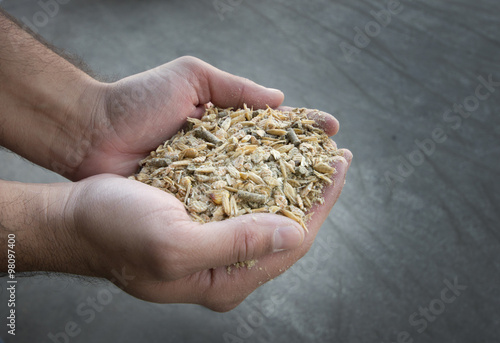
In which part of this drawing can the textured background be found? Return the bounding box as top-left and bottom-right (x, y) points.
(0, 0), (499, 342)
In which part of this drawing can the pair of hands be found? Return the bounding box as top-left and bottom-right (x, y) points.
(46, 57), (352, 311)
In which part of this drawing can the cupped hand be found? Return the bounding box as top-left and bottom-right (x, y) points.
(71, 56), (286, 181)
(65, 146), (350, 311)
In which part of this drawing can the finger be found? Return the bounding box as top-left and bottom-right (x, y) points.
(220, 151), (351, 291)
(173, 56), (284, 109)
(131, 152), (353, 309)
(203, 153), (351, 299)
(172, 151), (351, 285)
(342, 148), (353, 169)
(306, 149), (351, 234)
(277, 106), (340, 136)
(177, 213), (306, 275)
(201, 152), (352, 309)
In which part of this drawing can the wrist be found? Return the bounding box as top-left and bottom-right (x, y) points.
(0, 13), (108, 180)
(47, 77), (108, 180)
(57, 178), (111, 278)
(0, 181), (90, 275)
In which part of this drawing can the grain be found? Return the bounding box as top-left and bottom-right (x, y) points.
(286, 128), (301, 146)
(131, 106), (344, 230)
(237, 190), (267, 204)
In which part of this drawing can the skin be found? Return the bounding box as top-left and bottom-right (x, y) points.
(0, 10), (352, 311)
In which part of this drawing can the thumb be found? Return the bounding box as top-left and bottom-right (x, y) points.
(180, 214), (305, 273)
(174, 56), (284, 109)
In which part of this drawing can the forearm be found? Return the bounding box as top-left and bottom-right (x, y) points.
(0, 180), (87, 275)
(0, 10), (104, 178)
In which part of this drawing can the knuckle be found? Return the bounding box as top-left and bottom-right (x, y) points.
(176, 55), (204, 69)
(232, 226), (265, 261)
(235, 81), (248, 104)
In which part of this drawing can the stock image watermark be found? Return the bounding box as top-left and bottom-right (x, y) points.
(5, 0), (69, 53)
(47, 267), (135, 343)
(5, 234), (16, 336)
(385, 73), (500, 187)
(19, 0), (71, 33)
(384, 277), (467, 343)
(339, 0), (409, 63)
(222, 234), (335, 343)
(213, 0), (244, 21)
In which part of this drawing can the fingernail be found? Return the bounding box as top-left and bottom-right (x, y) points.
(273, 226), (304, 252)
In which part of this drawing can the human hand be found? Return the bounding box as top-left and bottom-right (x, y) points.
(62, 145), (350, 311)
(67, 56), (287, 181)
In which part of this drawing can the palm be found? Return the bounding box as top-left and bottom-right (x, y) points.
(74, 67), (204, 180)
(70, 175), (263, 306)
(72, 57), (286, 181)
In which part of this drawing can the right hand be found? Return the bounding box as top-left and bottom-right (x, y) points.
(59, 145), (350, 312)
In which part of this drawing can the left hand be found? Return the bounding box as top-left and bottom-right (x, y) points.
(66, 56), (290, 181)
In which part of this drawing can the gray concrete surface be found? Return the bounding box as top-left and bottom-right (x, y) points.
(1, 0), (499, 342)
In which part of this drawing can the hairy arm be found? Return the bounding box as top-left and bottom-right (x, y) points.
(0, 9), (351, 310)
(0, 10), (93, 276)
(0, 9), (104, 176)
(0, 180), (89, 275)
